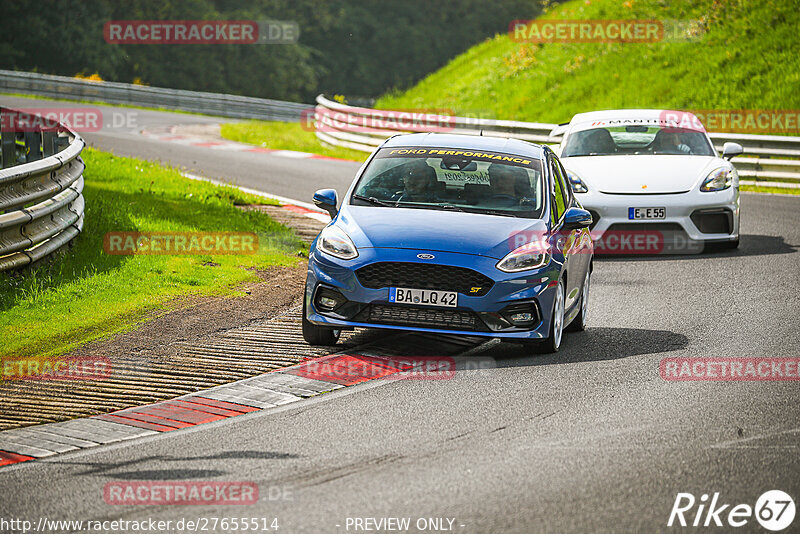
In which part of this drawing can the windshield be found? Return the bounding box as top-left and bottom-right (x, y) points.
(351, 146), (544, 218)
(562, 125), (715, 157)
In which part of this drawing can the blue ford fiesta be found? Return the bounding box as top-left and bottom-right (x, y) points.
(303, 133), (594, 353)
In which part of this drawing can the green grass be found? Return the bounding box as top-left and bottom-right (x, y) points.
(740, 184), (799, 195)
(0, 148), (306, 359)
(376, 0), (800, 131)
(220, 120), (369, 161)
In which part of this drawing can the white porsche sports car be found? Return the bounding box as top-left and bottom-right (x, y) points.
(555, 110), (743, 253)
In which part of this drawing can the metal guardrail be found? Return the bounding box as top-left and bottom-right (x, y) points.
(0, 109), (85, 271)
(0, 69), (308, 122)
(313, 95), (800, 183)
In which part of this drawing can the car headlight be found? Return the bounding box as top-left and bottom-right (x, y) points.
(317, 225), (358, 260)
(700, 167), (735, 192)
(566, 171), (588, 193)
(496, 242), (550, 272)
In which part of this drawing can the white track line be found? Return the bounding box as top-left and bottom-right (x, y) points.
(182, 171), (331, 223)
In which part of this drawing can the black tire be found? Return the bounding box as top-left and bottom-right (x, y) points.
(529, 278), (565, 354)
(566, 271), (590, 332)
(302, 299), (341, 346)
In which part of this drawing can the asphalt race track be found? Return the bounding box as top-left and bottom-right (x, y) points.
(0, 96), (362, 202)
(1, 97), (799, 533)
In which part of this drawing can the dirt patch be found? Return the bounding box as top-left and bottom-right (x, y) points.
(0, 205), (334, 430)
(74, 265), (306, 357)
(0, 264), (311, 430)
(171, 123), (223, 139)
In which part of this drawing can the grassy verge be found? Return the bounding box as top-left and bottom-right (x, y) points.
(376, 0), (800, 130)
(220, 120), (369, 162)
(740, 184), (799, 195)
(0, 148), (306, 359)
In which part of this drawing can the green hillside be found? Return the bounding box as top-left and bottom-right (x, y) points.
(376, 0), (800, 128)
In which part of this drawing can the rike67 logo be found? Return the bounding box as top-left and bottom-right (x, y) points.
(668, 490), (795, 531)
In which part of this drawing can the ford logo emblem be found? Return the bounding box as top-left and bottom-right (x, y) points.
(417, 253), (435, 260)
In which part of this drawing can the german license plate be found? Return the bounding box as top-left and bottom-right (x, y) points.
(628, 207), (666, 220)
(388, 287), (458, 308)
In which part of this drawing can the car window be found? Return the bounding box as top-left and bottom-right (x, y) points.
(351, 146), (545, 219)
(562, 125), (715, 157)
(550, 158), (568, 223)
(555, 158), (574, 206)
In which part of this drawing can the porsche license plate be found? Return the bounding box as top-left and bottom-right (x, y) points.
(628, 207), (666, 220)
(388, 287), (458, 308)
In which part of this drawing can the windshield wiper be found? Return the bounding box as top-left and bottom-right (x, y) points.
(352, 194), (395, 207)
(386, 201), (526, 218)
(393, 201), (439, 209)
(438, 204), (466, 212)
(394, 201), (467, 212)
(471, 209), (521, 218)
(450, 205), (525, 218)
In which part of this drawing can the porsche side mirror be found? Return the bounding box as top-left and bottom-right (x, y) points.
(722, 142), (743, 160)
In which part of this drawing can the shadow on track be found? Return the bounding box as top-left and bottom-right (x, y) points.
(595, 234), (797, 262)
(109, 468), (226, 480)
(62, 450), (300, 478)
(469, 326), (689, 367)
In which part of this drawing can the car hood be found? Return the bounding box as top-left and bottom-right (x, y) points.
(338, 206), (548, 260)
(562, 155), (723, 194)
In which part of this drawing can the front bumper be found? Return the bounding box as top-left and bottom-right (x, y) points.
(305, 247), (564, 340)
(578, 187), (739, 252)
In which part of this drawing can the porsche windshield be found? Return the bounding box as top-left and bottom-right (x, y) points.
(351, 147), (544, 218)
(562, 125), (715, 157)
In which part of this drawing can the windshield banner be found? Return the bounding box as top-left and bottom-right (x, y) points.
(376, 147), (536, 168)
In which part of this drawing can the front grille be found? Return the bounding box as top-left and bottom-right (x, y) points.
(356, 262), (494, 296)
(691, 209), (733, 234)
(359, 304), (482, 331)
(606, 222), (686, 233)
(603, 222), (697, 253)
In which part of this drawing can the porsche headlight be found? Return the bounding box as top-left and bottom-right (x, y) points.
(700, 167), (735, 192)
(317, 225), (358, 260)
(566, 171), (588, 193)
(496, 243), (550, 273)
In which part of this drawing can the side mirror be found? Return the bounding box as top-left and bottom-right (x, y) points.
(722, 142), (743, 160)
(563, 207), (593, 230)
(313, 188), (338, 218)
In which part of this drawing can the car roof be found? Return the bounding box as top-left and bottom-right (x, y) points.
(381, 132), (544, 159)
(567, 109), (706, 131)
